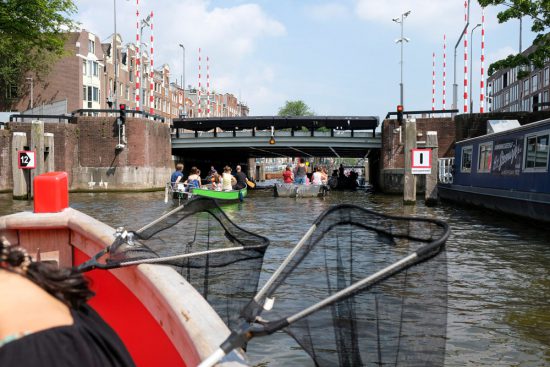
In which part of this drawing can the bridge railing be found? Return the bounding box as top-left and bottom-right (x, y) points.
(172, 129), (380, 139)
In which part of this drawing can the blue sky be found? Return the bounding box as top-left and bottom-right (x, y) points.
(74, 0), (536, 119)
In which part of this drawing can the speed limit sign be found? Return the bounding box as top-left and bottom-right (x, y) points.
(18, 150), (36, 169)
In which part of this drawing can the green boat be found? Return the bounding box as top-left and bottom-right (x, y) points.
(191, 187), (247, 202)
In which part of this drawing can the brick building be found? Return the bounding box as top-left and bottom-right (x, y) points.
(12, 30), (248, 121)
(487, 43), (550, 113)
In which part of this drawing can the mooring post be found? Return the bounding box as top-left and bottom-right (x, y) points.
(30, 120), (45, 197)
(44, 132), (55, 173)
(403, 118), (417, 204)
(247, 158), (256, 180)
(12, 132), (28, 199)
(425, 131), (438, 206)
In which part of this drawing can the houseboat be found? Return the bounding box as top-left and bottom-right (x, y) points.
(1, 172), (248, 367)
(438, 118), (550, 223)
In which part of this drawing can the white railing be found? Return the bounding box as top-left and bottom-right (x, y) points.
(438, 158), (454, 184)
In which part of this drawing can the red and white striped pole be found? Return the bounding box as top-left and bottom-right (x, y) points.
(207, 56), (210, 117)
(432, 52), (436, 111)
(135, 0), (140, 111)
(480, 8), (486, 113)
(443, 34), (447, 111)
(463, 0), (469, 113)
(149, 11), (154, 116)
(201, 47), (202, 117)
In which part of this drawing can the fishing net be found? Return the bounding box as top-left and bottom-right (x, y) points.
(77, 197), (270, 329)
(222, 204), (449, 367)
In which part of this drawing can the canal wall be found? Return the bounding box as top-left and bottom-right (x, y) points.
(0, 117), (172, 193)
(380, 117), (455, 194)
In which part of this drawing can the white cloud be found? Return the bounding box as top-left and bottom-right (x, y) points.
(486, 46), (517, 66)
(306, 3), (350, 21)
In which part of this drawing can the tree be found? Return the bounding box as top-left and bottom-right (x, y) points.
(0, 0), (77, 110)
(478, 0), (550, 79)
(278, 100), (315, 116)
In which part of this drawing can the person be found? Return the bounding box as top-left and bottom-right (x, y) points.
(207, 166), (217, 178)
(338, 163), (345, 178)
(282, 165), (294, 183)
(170, 163), (184, 189)
(183, 166), (201, 191)
(320, 166), (329, 184)
(311, 166), (323, 185)
(221, 166), (236, 191)
(0, 237), (135, 366)
(232, 165), (247, 190)
(294, 158), (307, 184)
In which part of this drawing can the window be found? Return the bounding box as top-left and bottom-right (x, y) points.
(523, 79), (529, 95)
(478, 142), (493, 173)
(531, 74), (538, 93)
(83, 60), (87, 76)
(93, 61), (99, 77)
(545, 67), (549, 86)
(88, 40), (95, 54)
(524, 132), (549, 171)
(461, 146), (473, 173)
(93, 87), (99, 102)
(87, 86), (92, 102)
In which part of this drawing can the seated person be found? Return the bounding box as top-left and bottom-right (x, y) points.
(170, 163), (184, 189)
(311, 166), (323, 185)
(183, 166), (201, 191)
(222, 166), (236, 191)
(0, 237), (135, 366)
(232, 165), (248, 190)
(282, 165), (294, 183)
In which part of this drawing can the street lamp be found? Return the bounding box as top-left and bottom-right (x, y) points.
(26, 77), (33, 109)
(139, 14), (151, 111)
(469, 23), (481, 113)
(393, 10), (411, 107)
(179, 43), (186, 117)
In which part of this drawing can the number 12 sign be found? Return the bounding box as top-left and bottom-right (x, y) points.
(18, 150), (36, 169)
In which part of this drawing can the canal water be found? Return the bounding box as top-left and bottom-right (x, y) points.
(0, 190), (548, 366)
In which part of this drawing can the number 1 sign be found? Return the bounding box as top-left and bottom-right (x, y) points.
(18, 150), (36, 169)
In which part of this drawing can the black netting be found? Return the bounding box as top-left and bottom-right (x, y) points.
(239, 204), (449, 367)
(79, 197), (270, 329)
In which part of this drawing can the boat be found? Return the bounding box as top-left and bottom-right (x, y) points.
(438, 117), (550, 223)
(274, 183), (329, 198)
(164, 182), (191, 205)
(192, 186), (247, 202)
(0, 172), (248, 366)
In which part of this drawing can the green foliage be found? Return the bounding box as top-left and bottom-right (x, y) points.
(0, 0), (77, 109)
(278, 100), (315, 116)
(479, 0), (550, 78)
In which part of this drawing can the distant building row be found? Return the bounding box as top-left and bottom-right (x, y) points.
(487, 43), (550, 113)
(11, 30), (249, 121)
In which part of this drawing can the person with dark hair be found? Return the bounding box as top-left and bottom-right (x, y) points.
(294, 158), (307, 185)
(282, 165), (294, 183)
(0, 237), (135, 366)
(232, 165), (248, 190)
(184, 166), (201, 191)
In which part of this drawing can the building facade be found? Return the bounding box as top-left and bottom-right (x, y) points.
(12, 30), (249, 121)
(487, 43), (550, 113)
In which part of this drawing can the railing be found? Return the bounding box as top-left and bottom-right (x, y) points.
(9, 114), (73, 123)
(172, 130), (380, 139)
(438, 158), (454, 184)
(72, 109), (165, 123)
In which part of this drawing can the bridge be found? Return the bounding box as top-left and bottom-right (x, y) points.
(171, 116), (381, 160)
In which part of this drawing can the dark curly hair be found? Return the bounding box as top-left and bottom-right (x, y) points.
(1, 240), (94, 309)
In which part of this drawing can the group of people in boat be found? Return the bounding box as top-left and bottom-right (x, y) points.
(170, 163), (249, 192)
(282, 158), (329, 185)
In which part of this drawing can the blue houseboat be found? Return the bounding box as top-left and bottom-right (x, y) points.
(438, 118), (550, 223)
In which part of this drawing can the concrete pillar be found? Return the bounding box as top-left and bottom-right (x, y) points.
(247, 158), (256, 180)
(12, 132), (28, 200)
(259, 163), (266, 181)
(403, 118), (417, 205)
(364, 159), (369, 182)
(425, 131), (438, 206)
(30, 121), (45, 197)
(44, 133), (55, 172)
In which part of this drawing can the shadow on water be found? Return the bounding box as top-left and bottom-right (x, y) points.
(1, 190), (549, 366)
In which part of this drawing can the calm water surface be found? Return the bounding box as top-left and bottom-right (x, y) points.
(1, 190), (548, 366)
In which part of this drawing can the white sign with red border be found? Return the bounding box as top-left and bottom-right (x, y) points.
(411, 148), (432, 175)
(18, 150), (36, 169)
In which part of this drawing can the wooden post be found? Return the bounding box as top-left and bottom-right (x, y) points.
(363, 158), (369, 182)
(12, 132), (28, 199)
(44, 133), (55, 172)
(403, 118), (417, 205)
(247, 158), (255, 180)
(425, 131), (438, 206)
(30, 120), (45, 197)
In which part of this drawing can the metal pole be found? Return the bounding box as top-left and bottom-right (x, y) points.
(519, 17), (522, 53)
(453, 1), (470, 110)
(179, 44), (186, 116)
(400, 14), (404, 106)
(113, 0), (118, 109)
(469, 24), (481, 113)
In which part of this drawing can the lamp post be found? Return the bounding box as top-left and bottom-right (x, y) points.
(179, 43), (186, 116)
(393, 10), (411, 107)
(113, 0), (118, 109)
(140, 14), (151, 111)
(469, 23), (481, 113)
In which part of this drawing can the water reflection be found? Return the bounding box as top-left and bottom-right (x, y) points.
(1, 191), (549, 366)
